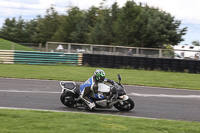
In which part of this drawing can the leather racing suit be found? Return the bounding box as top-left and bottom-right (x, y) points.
(80, 76), (113, 110)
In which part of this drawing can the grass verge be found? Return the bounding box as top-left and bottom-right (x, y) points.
(0, 64), (200, 90)
(0, 109), (200, 133)
(0, 38), (35, 51)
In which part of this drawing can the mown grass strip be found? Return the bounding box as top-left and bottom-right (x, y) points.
(0, 109), (200, 133)
(0, 64), (200, 90)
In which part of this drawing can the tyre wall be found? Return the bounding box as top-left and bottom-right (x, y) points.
(82, 53), (200, 74)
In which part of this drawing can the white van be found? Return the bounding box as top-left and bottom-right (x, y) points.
(173, 45), (200, 59)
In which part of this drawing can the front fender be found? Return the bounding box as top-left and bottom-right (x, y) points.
(119, 95), (129, 101)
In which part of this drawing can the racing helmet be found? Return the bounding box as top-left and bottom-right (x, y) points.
(94, 69), (105, 82)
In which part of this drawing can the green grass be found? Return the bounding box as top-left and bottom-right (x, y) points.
(0, 109), (200, 133)
(0, 38), (35, 51)
(0, 64), (200, 90)
(0, 64), (200, 132)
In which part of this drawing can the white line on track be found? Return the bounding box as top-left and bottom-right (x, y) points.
(0, 90), (60, 94)
(2, 77), (200, 93)
(129, 93), (200, 99)
(1, 89), (200, 99)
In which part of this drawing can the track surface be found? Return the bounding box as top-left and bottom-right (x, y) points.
(0, 78), (200, 121)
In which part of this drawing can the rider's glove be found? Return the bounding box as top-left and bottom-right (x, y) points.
(94, 93), (104, 99)
(107, 79), (114, 85)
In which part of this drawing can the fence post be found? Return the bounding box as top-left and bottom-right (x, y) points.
(159, 49), (162, 58)
(68, 44), (71, 53)
(90, 45), (93, 54)
(45, 42), (48, 52)
(113, 46), (116, 55)
(136, 48), (139, 56)
(39, 43), (42, 50)
(11, 43), (15, 50)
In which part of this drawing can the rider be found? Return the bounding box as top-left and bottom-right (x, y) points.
(80, 69), (114, 110)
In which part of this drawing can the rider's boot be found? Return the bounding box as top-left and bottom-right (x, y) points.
(80, 96), (96, 111)
(85, 102), (96, 111)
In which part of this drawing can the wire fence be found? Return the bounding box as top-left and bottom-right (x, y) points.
(46, 42), (199, 59)
(1, 42), (200, 60)
(45, 42), (174, 58)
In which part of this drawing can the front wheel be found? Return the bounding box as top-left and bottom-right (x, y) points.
(114, 98), (134, 111)
(60, 91), (76, 107)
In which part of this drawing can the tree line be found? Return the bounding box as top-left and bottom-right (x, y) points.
(0, 1), (187, 48)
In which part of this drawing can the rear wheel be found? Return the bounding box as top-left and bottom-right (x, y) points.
(60, 91), (76, 107)
(114, 98), (134, 111)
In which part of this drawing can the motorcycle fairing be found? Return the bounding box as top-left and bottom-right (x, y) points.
(98, 83), (110, 93)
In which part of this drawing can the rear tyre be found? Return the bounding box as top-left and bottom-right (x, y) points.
(114, 98), (134, 111)
(60, 91), (76, 107)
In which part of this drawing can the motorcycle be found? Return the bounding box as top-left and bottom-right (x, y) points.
(60, 74), (134, 111)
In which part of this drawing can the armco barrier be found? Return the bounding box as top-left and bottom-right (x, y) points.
(14, 51), (82, 65)
(82, 53), (200, 73)
(0, 50), (14, 64)
(0, 50), (82, 65)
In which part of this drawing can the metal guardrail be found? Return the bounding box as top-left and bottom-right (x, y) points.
(0, 50), (14, 64)
(0, 50), (83, 65)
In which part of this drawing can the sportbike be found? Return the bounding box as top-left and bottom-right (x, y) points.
(60, 74), (134, 111)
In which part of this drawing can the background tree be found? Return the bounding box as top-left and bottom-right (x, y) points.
(192, 40), (200, 46)
(32, 5), (60, 43)
(113, 1), (142, 46)
(52, 7), (84, 43)
(90, 8), (113, 45)
(0, 1), (187, 48)
(25, 18), (40, 43)
(0, 17), (27, 42)
(0, 18), (17, 41)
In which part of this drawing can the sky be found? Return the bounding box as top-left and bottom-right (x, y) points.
(0, 0), (200, 45)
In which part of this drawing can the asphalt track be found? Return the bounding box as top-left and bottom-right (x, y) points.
(0, 78), (200, 122)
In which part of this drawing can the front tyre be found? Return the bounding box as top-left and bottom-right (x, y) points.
(114, 98), (134, 111)
(60, 91), (75, 108)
